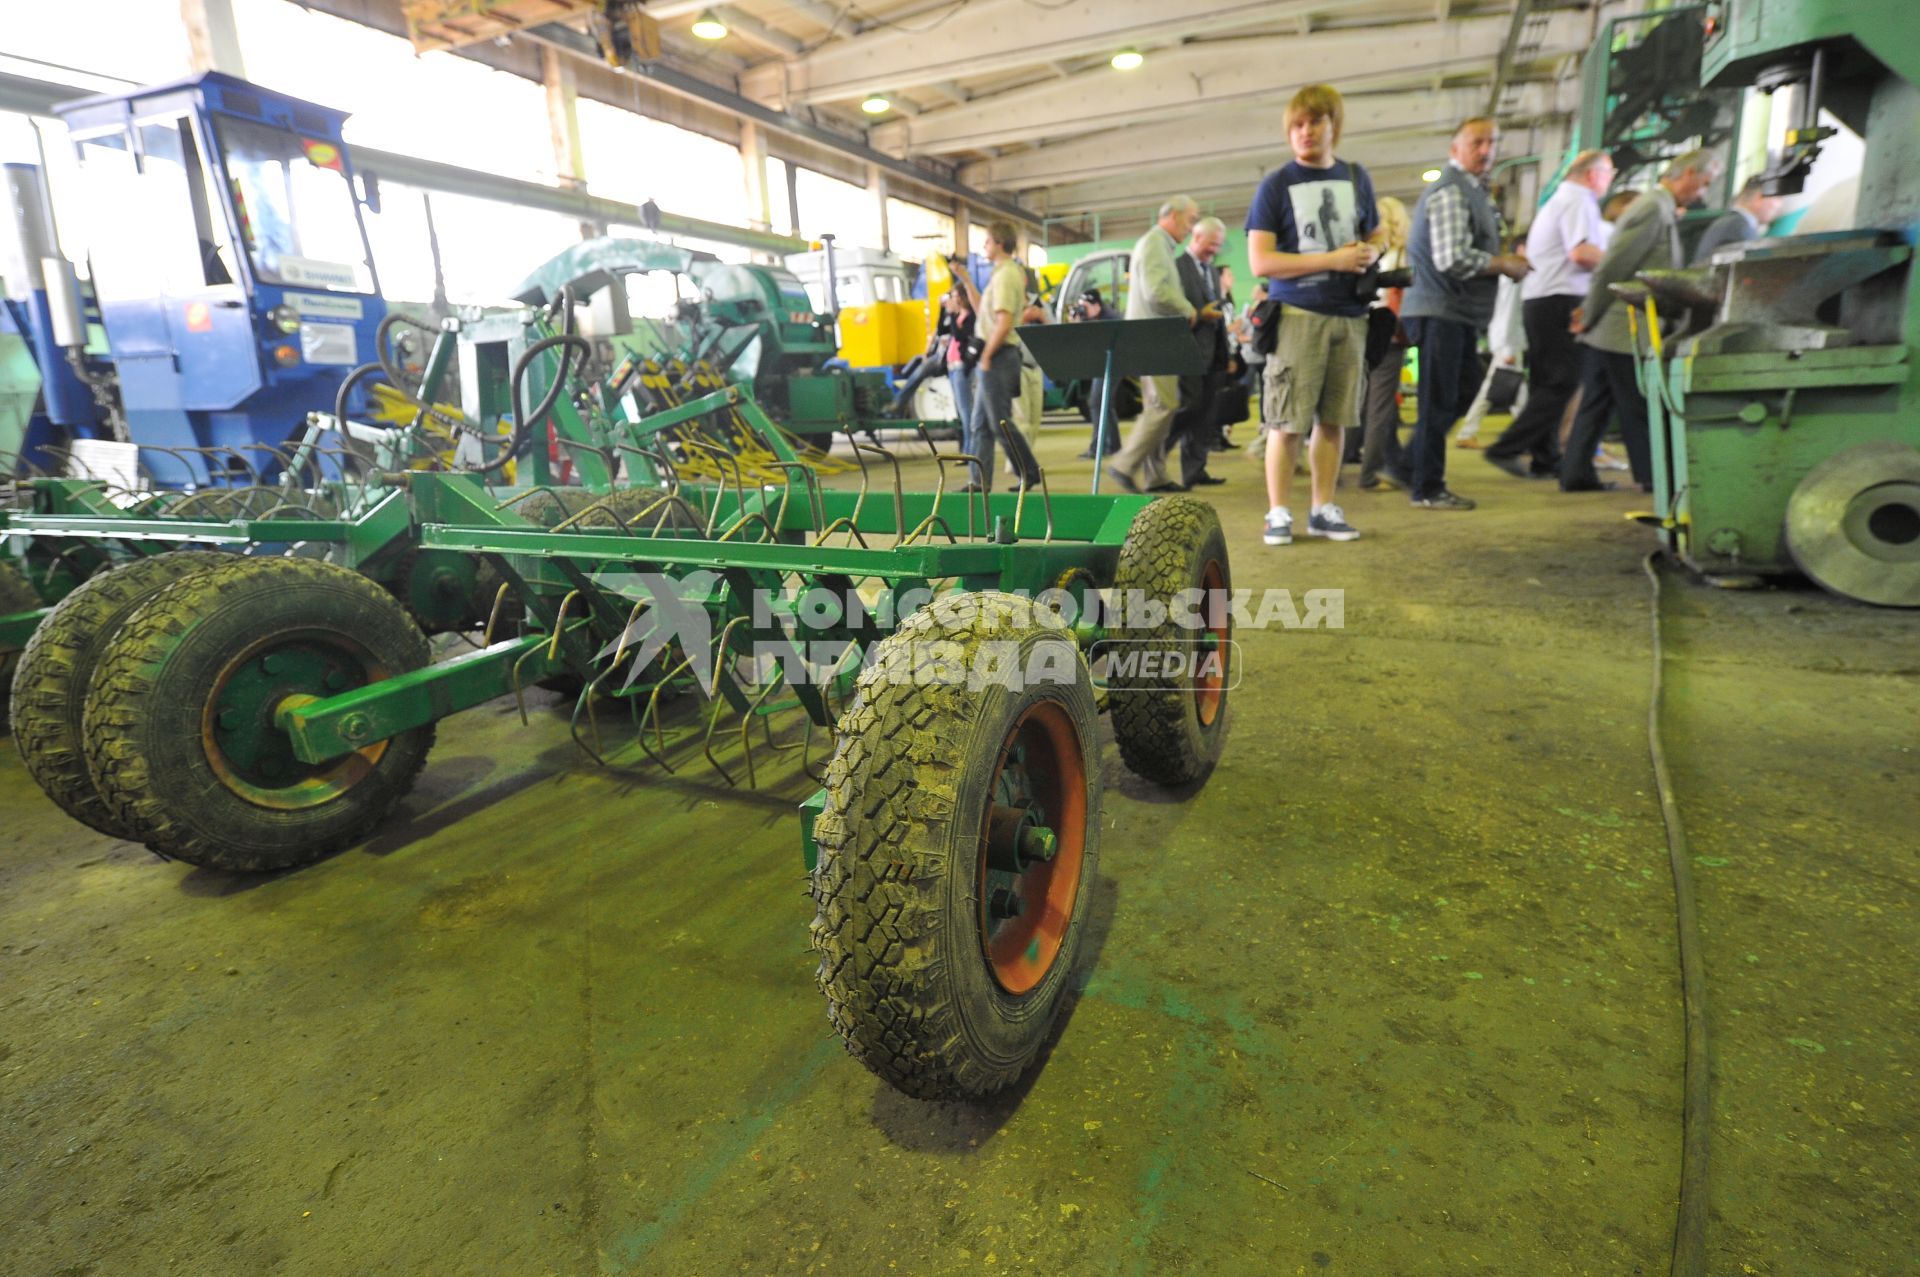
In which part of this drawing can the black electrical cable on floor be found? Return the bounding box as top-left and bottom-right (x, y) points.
(1643, 551), (1710, 1277)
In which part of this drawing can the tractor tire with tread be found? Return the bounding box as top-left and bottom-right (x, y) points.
(0, 557), (43, 730)
(1107, 495), (1232, 785)
(810, 591), (1101, 1100)
(83, 556), (436, 872)
(11, 551), (232, 837)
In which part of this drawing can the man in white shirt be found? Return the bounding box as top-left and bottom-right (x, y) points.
(1484, 149), (1613, 480)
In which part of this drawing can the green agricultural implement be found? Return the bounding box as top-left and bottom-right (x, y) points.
(6, 294), (1234, 1101)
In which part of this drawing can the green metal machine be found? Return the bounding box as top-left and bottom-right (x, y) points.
(6, 295), (1232, 1102)
(1630, 0), (1920, 605)
(511, 237), (941, 439)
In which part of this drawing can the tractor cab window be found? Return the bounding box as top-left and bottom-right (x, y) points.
(134, 115), (237, 292)
(213, 114), (373, 294)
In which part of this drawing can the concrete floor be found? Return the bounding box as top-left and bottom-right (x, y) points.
(2, 419), (1914, 1276)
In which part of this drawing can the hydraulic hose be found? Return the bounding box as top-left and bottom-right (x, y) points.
(1644, 551), (1710, 1277)
(498, 333), (593, 477)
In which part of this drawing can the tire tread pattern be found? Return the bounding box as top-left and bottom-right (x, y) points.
(1108, 495), (1229, 784)
(11, 552), (228, 837)
(82, 557), (434, 871)
(809, 592), (1085, 1100)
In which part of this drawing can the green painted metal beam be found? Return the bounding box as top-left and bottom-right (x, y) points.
(418, 523), (1007, 576)
(279, 633), (561, 764)
(0, 516), (350, 543)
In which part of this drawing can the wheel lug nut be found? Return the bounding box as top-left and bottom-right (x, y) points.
(987, 886), (1025, 921)
(323, 671), (349, 690)
(261, 653), (286, 674)
(1019, 826), (1057, 865)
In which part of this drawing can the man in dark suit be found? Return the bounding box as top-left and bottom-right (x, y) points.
(1165, 216), (1229, 489)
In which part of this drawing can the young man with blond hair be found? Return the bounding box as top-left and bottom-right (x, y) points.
(1245, 83), (1382, 545)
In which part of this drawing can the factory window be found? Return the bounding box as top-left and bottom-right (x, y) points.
(232, 0), (554, 185)
(575, 100), (746, 231)
(792, 166), (882, 252)
(886, 197), (956, 260)
(0, 1), (193, 84)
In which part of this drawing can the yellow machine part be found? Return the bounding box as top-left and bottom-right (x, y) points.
(365, 381), (516, 483)
(837, 301), (929, 369)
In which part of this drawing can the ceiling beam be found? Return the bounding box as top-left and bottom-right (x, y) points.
(710, 5), (803, 57)
(739, 0), (1330, 106)
(871, 10), (1593, 157)
(1034, 144), (1439, 218)
(961, 80), (1577, 191)
(1044, 162), (1440, 222)
(519, 24), (1043, 225)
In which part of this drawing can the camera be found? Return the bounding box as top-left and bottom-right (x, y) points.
(1354, 264), (1412, 301)
(1068, 300), (1089, 321)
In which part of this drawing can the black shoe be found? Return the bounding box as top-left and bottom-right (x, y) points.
(1484, 453), (1533, 480)
(1105, 467), (1140, 494)
(1411, 489), (1477, 510)
(1076, 448), (1095, 460)
(1560, 479), (1618, 492)
(1190, 473), (1226, 486)
(1148, 481), (1186, 494)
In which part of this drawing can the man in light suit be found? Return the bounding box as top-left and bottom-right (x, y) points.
(1105, 196), (1218, 494)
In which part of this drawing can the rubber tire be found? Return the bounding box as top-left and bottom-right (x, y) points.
(1108, 495), (1232, 785)
(0, 557), (42, 730)
(82, 557), (436, 872)
(11, 552), (232, 837)
(810, 591), (1102, 1100)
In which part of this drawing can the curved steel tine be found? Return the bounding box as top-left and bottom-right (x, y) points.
(768, 460), (823, 536)
(699, 692), (744, 788)
(543, 590), (585, 664)
(836, 430), (873, 537)
(237, 442), (295, 487)
(483, 582), (514, 646)
(848, 442), (904, 544)
(810, 517), (869, 549)
(566, 678), (607, 767)
(680, 441), (736, 537)
(639, 651), (695, 772)
(212, 446), (263, 485)
(255, 500), (328, 521)
(622, 493), (704, 537)
(548, 499), (627, 533)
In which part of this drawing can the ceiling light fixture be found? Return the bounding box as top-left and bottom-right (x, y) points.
(861, 93), (891, 114)
(690, 9), (728, 40)
(1111, 48), (1145, 71)
(1421, 168), (1443, 183)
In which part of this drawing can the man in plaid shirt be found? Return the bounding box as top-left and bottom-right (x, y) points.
(1398, 117), (1532, 509)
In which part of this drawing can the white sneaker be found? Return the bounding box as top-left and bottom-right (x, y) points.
(1307, 504), (1360, 541)
(1595, 447), (1630, 471)
(1263, 508), (1293, 546)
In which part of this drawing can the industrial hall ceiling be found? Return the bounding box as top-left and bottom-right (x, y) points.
(306, 0), (1608, 236)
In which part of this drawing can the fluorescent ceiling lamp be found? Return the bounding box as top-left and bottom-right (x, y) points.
(691, 10), (728, 39)
(861, 94), (891, 114)
(1421, 168), (1443, 182)
(1111, 48), (1145, 71)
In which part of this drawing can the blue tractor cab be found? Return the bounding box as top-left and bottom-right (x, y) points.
(53, 71), (385, 486)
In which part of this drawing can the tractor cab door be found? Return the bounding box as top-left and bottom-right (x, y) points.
(133, 110), (259, 415)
